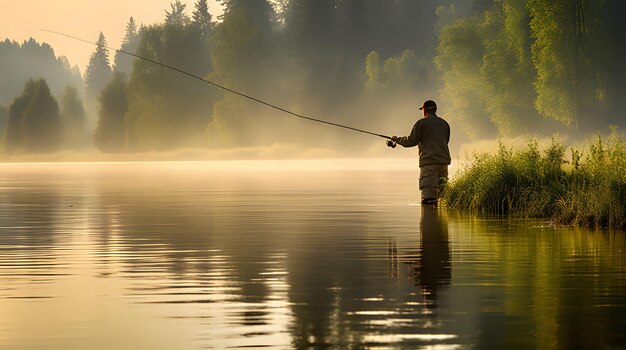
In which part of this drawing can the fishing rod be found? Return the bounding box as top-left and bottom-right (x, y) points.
(40, 29), (397, 147)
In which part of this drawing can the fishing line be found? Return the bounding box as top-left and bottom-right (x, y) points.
(40, 29), (393, 141)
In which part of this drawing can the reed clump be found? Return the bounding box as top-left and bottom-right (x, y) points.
(443, 133), (626, 229)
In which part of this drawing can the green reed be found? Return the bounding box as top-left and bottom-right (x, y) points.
(443, 132), (626, 229)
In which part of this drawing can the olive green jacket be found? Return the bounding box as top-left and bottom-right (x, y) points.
(396, 114), (451, 167)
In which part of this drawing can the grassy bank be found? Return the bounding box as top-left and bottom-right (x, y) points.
(443, 133), (626, 229)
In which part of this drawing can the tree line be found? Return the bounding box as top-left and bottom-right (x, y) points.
(436, 0), (626, 138)
(0, 39), (82, 107)
(89, 0), (452, 153)
(1, 0), (625, 155)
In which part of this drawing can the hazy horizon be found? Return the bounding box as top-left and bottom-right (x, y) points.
(0, 0), (623, 161)
(0, 0), (223, 72)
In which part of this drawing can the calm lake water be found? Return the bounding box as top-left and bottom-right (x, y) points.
(0, 160), (625, 350)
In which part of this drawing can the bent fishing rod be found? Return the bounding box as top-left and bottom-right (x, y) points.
(40, 29), (397, 146)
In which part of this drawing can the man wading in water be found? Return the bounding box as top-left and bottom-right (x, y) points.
(390, 100), (451, 205)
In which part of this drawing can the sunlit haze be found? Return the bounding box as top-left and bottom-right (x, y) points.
(0, 1), (623, 161)
(0, 1), (625, 348)
(0, 0), (223, 72)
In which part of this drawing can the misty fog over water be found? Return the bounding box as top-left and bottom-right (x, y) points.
(1, 1), (625, 348)
(1, 0), (624, 160)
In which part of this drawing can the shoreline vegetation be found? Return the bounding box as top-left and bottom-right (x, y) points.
(443, 132), (626, 229)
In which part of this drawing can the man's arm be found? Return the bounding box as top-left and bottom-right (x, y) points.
(392, 122), (421, 148)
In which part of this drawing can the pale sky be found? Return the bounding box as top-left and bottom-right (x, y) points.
(0, 0), (223, 74)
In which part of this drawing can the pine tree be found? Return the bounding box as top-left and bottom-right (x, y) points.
(284, 0), (338, 107)
(23, 79), (62, 153)
(165, 0), (190, 26)
(220, 0), (274, 34)
(5, 79), (62, 153)
(285, 0), (335, 55)
(192, 0), (213, 38)
(4, 85), (35, 153)
(122, 17), (139, 46)
(211, 0), (275, 85)
(114, 17), (140, 75)
(206, 0), (276, 146)
(59, 86), (87, 148)
(0, 38), (83, 107)
(85, 32), (113, 101)
(124, 0), (221, 151)
(95, 71), (127, 153)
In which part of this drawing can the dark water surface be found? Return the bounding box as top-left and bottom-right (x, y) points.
(1, 161), (625, 350)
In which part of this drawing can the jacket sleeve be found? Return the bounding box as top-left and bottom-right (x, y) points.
(396, 122), (421, 148)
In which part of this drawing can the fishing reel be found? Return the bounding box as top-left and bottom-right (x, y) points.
(386, 140), (397, 148)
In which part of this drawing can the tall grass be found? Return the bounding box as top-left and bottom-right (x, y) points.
(443, 132), (626, 229)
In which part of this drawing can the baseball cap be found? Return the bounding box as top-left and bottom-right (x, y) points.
(419, 100), (437, 110)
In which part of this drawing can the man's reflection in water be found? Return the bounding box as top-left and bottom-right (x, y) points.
(414, 205), (451, 305)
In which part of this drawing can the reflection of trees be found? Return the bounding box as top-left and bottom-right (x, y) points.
(0, 185), (61, 284)
(1, 187), (58, 244)
(286, 219), (373, 348)
(103, 188), (276, 300)
(103, 189), (216, 276)
(445, 214), (626, 349)
(287, 249), (337, 348)
(556, 230), (626, 349)
(4, 166), (626, 349)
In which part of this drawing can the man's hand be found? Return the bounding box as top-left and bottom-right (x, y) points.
(391, 136), (398, 142)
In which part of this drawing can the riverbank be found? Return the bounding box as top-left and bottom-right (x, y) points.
(443, 133), (626, 229)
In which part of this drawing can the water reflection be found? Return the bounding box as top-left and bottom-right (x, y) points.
(414, 206), (451, 306)
(1, 162), (625, 349)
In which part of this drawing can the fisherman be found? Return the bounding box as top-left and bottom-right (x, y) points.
(390, 100), (451, 205)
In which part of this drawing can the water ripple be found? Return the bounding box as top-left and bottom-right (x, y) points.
(1, 162), (625, 349)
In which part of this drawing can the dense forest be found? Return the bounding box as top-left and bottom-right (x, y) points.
(0, 0), (624, 156)
(0, 39), (83, 107)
